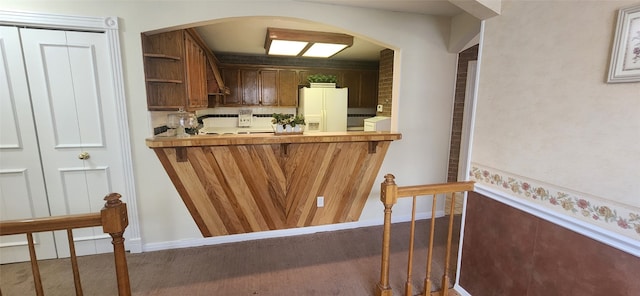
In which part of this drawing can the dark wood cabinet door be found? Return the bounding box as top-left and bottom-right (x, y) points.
(342, 70), (360, 108)
(184, 32), (208, 110)
(342, 70), (378, 108)
(260, 70), (277, 106)
(221, 67), (241, 105)
(360, 70), (378, 108)
(241, 69), (259, 105)
(278, 70), (298, 106)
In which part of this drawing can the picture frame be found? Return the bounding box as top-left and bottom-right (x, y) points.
(607, 4), (640, 83)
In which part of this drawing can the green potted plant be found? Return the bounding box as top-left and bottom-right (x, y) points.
(271, 113), (305, 134)
(307, 74), (337, 88)
(291, 114), (305, 127)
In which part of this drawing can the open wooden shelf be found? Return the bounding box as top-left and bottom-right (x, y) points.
(145, 78), (183, 83)
(143, 53), (181, 60)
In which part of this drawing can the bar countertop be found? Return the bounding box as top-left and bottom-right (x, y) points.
(145, 131), (402, 148)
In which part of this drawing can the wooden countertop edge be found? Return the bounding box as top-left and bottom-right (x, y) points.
(145, 131), (402, 148)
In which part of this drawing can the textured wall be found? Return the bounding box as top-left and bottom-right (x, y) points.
(471, 0), (640, 239)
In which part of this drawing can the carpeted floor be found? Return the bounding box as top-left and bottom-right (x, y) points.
(1, 217), (460, 296)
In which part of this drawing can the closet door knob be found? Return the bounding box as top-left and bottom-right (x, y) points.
(78, 152), (90, 160)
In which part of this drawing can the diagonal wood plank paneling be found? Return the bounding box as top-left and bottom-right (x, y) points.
(153, 140), (393, 237)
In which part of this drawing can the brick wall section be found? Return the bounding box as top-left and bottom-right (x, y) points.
(377, 49), (394, 117)
(447, 45), (478, 182)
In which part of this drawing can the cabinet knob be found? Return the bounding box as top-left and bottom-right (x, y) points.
(78, 152), (90, 160)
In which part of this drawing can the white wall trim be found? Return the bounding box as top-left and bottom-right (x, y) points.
(0, 9), (142, 253)
(454, 20), (484, 290)
(474, 184), (640, 257)
(0, 10), (118, 31)
(454, 284), (472, 296)
(143, 210), (445, 252)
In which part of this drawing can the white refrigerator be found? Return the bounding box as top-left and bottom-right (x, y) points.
(298, 87), (348, 132)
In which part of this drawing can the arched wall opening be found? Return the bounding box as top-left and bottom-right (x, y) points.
(142, 16), (397, 133)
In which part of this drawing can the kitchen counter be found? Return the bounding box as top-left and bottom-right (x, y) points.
(146, 131), (401, 237)
(146, 131), (401, 148)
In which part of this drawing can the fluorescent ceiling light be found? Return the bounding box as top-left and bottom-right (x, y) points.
(303, 43), (349, 58)
(265, 27), (353, 58)
(268, 40), (308, 56)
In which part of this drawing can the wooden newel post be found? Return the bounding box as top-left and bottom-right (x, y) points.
(101, 193), (132, 296)
(376, 174), (398, 296)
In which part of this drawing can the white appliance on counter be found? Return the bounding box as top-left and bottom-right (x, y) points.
(364, 116), (391, 131)
(237, 109), (253, 127)
(298, 87), (348, 132)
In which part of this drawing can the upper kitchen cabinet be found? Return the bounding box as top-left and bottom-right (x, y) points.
(260, 69), (277, 106)
(219, 67), (259, 106)
(218, 66), (298, 107)
(142, 29), (208, 111)
(343, 70), (378, 108)
(298, 69), (378, 108)
(240, 68), (260, 105)
(220, 67), (241, 105)
(261, 69), (298, 107)
(277, 70), (298, 107)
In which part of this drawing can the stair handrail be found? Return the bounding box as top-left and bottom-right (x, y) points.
(0, 193), (131, 296)
(376, 174), (474, 296)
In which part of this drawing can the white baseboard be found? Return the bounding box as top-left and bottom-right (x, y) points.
(454, 284), (472, 296)
(125, 237), (142, 253)
(142, 210), (444, 252)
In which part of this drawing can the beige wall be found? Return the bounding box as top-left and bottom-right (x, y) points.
(472, 0), (640, 240)
(2, 1), (458, 247)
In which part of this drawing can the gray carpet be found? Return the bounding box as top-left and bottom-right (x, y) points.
(1, 217), (460, 296)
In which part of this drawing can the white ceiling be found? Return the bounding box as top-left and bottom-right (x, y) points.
(299, 0), (464, 16)
(195, 0), (465, 61)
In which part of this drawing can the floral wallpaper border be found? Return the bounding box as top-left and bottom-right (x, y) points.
(470, 165), (640, 239)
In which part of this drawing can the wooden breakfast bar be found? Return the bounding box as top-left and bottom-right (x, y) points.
(146, 131), (401, 237)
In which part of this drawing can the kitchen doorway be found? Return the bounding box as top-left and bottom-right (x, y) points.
(446, 45), (478, 215)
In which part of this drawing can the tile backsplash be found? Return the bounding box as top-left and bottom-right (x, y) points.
(197, 106), (295, 128)
(149, 106), (376, 135)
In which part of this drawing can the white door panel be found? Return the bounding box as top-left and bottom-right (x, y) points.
(56, 167), (112, 256)
(0, 26), (57, 263)
(20, 27), (125, 258)
(0, 169), (57, 262)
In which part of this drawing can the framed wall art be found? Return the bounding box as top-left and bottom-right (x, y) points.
(607, 4), (640, 83)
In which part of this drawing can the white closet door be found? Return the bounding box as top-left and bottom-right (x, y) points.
(0, 26), (57, 263)
(20, 28), (127, 257)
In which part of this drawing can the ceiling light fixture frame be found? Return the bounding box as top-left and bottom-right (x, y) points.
(264, 27), (354, 58)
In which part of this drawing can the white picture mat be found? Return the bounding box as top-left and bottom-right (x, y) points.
(607, 4), (640, 83)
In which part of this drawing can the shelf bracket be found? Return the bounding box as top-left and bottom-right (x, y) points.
(176, 147), (187, 162)
(281, 143), (290, 156)
(368, 141), (379, 154)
